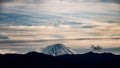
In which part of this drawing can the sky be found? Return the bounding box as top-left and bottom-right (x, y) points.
(0, 0), (120, 54)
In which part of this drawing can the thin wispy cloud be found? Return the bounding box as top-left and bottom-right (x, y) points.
(0, 49), (17, 54)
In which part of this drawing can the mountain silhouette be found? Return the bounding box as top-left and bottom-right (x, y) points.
(0, 51), (120, 68)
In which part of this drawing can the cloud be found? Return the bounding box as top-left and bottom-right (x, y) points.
(0, 22), (119, 40)
(100, 0), (120, 4)
(0, 11), (120, 40)
(0, 0), (120, 54)
(1, 0), (120, 13)
(113, 0), (120, 4)
(1, 0), (120, 5)
(0, 0), (44, 3)
(0, 0), (120, 40)
(0, 49), (17, 54)
(0, 0), (14, 3)
(0, 35), (9, 39)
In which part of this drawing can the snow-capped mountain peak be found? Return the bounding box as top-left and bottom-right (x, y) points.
(41, 43), (76, 56)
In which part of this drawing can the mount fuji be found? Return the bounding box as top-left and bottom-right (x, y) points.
(41, 43), (76, 56)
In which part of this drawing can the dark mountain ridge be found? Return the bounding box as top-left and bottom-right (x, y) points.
(0, 51), (120, 68)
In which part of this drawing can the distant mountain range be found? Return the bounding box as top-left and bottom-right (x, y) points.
(0, 51), (120, 68)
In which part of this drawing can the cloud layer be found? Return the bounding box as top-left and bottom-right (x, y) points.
(0, 0), (120, 52)
(0, 49), (17, 54)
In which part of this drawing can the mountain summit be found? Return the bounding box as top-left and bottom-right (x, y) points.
(41, 43), (76, 56)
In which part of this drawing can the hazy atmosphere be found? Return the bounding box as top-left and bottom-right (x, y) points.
(0, 0), (120, 54)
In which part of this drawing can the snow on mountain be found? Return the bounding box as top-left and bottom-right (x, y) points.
(41, 43), (76, 56)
